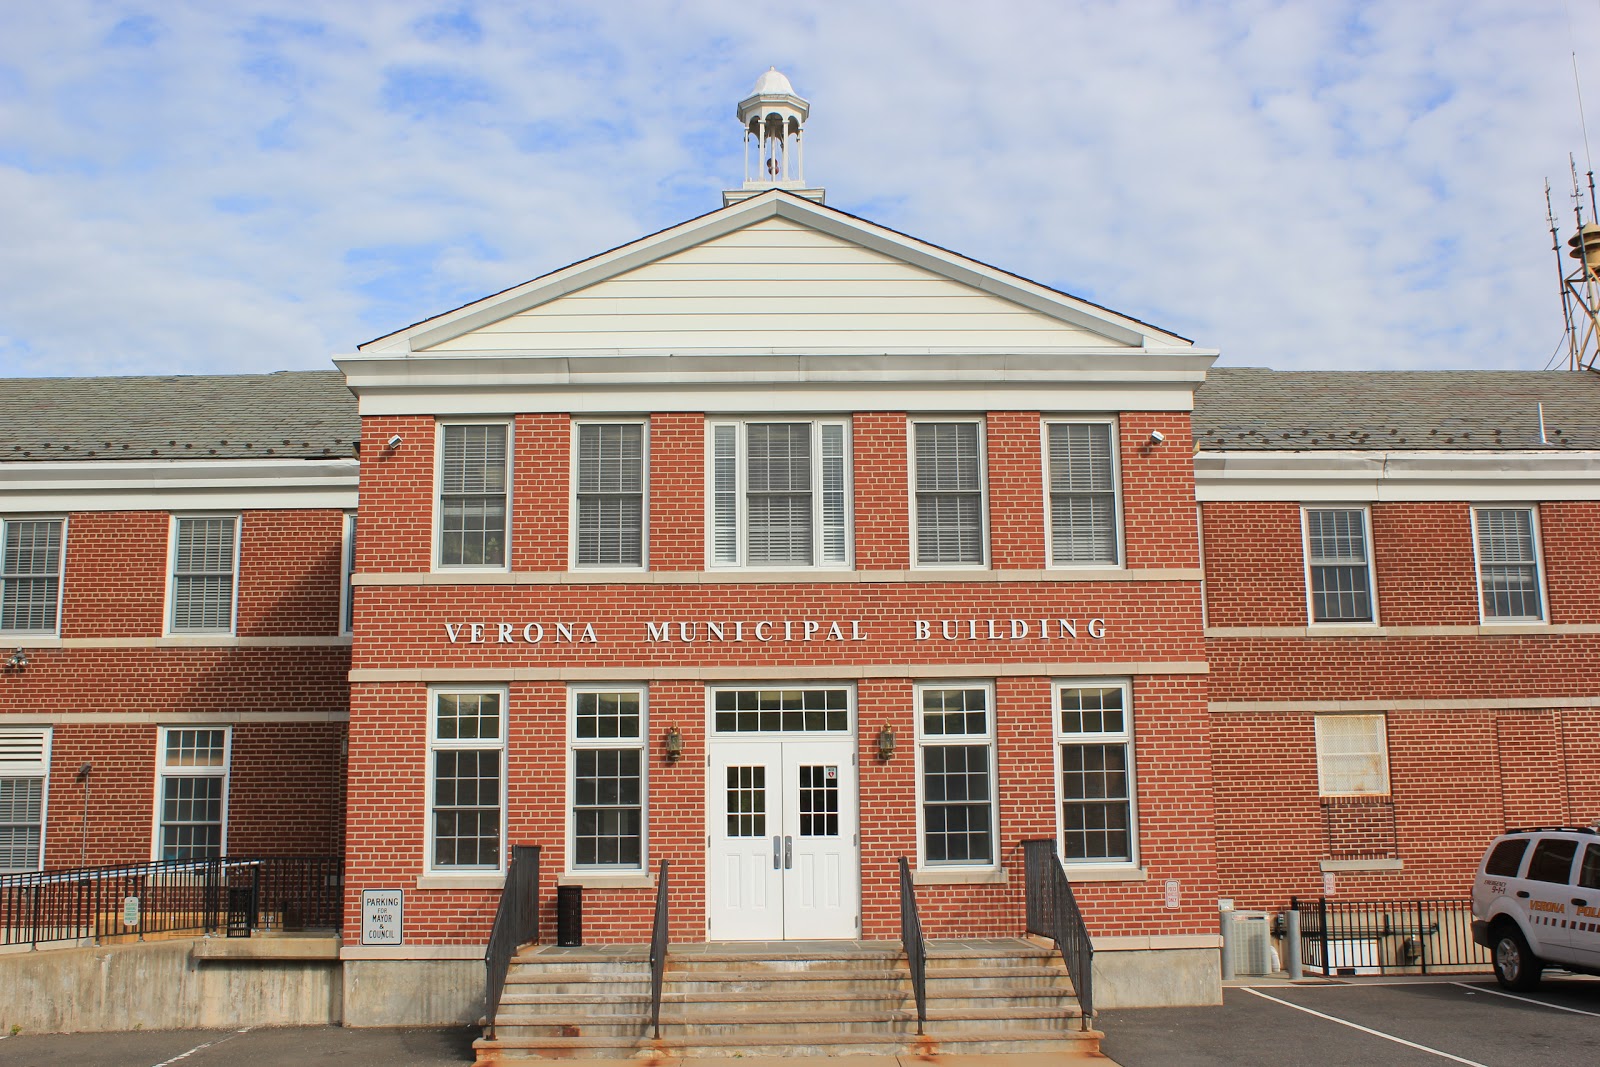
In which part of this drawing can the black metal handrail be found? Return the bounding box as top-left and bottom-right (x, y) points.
(648, 858), (670, 1039)
(0, 856), (343, 948)
(483, 845), (541, 1040)
(1023, 839), (1094, 1031)
(897, 856), (928, 1035)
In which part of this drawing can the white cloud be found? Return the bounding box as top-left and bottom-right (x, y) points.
(0, 0), (1596, 376)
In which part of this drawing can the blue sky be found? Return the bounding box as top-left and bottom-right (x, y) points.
(1, 0), (1597, 376)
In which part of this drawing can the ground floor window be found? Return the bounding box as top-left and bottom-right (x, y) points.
(1055, 681), (1135, 865)
(429, 688), (504, 872)
(0, 726), (50, 873)
(156, 727), (229, 860)
(916, 683), (996, 867)
(570, 686), (646, 870)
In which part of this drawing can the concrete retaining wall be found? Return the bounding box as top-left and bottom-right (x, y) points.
(341, 959), (484, 1027)
(1093, 945), (1223, 1008)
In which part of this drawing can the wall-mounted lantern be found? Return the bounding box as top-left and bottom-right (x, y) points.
(662, 726), (683, 763)
(876, 724), (897, 761)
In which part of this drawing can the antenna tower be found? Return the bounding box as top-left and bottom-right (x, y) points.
(1551, 44), (1600, 371)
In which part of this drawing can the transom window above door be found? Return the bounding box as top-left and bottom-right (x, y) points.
(711, 687), (851, 733)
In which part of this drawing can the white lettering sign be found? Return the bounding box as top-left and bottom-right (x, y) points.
(442, 622), (597, 645)
(361, 889), (404, 946)
(908, 618), (1108, 641)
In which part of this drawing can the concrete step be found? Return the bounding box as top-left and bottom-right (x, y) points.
(496, 986), (1075, 1015)
(473, 1027), (1101, 1062)
(492, 1004), (1087, 1038)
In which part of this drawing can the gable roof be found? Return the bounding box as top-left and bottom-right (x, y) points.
(357, 190), (1194, 355)
(1194, 367), (1600, 451)
(0, 371), (359, 463)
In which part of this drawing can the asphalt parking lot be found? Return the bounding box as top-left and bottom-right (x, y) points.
(0, 976), (1596, 1067)
(1102, 975), (1600, 1067)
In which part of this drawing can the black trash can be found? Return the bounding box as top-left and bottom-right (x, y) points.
(557, 884), (583, 946)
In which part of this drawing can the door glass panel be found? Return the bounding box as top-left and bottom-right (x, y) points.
(798, 765), (839, 837)
(726, 766), (766, 837)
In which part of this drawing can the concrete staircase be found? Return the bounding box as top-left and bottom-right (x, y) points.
(472, 938), (1100, 1062)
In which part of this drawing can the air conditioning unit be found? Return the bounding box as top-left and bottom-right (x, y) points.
(1228, 910), (1275, 976)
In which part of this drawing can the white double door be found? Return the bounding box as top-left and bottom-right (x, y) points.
(707, 739), (859, 940)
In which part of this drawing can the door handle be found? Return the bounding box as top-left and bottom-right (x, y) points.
(785, 836), (793, 870)
(1516, 890), (1530, 898)
(1574, 898), (1590, 907)
(773, 836), (782, 871)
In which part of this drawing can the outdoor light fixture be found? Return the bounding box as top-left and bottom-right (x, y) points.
(663, 726), (683, 762)
(1149, 430), (1166, 445)
(386, 434), (403, 450)
(4, 648), (27, 672)
(877, 724), (897, 761)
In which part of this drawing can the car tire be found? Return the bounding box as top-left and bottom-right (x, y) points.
(1492, 925), (1542, 991)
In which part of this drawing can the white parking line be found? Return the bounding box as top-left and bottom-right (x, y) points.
(148, 1028), (251, 1067)
(1241, 987), (1491, 1066)
(1451, 981), (1600, 1017)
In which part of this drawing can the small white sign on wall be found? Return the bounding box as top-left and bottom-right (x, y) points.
(1164, 879), (1181, 910)
(361, 889), (404, 946)
(1322, 872), (1337, 897)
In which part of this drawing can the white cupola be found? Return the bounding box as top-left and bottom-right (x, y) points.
(723, 68), (825, 206)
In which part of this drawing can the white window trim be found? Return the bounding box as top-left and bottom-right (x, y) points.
(164, 514), (241, 637)
(1469, 505), (1548, 625)
(908, 419), (990, 570)
(339, 511), (356, 636)
(150, 725), (231, 861)
(1042, 418), (1125, 570)
(0, 725), (52, 874)
(425, 685), (508, 875)
(704, 418), (853, 571)
(913, 681), (999, 871)
(569, 420), (650, 572)
(1301, 505), (1379, 627)
(1314, 713), (1391, 797)
(566, 684), (648, 873)
(0, 515), (68, 638)
(1052, 678), (1138, 869)
(433, 419), (514, 573)
(705, 683), (857, 738)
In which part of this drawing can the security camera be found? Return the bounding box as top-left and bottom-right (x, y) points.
(386, 434), (403, 450)
(1149, 430), (1166, 445)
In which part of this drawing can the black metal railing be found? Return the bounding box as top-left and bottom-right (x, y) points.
(1023, 839), (1094, 1031)
(483, 845), (541, 1039)
(648, 858), (670, 1040)
(0, 856), (343, 949)
(897, 856), (927, 1035)
(1290, 896), (1491, 976)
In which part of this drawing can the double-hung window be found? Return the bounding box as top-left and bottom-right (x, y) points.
(340, 512), (356, 636)
(1304, 507), (1375, 623)
(1046, 422), (1119, 566)
(709, 420), (850, 568)
(574, 423), (646, 568)
(1314, 714), (1390, 796)
(913, 422), (985, 566)
(569, 686), (646, 871)
(1, 518), (64, 635)
(917, 684), (996, 867)
(170, 516), (238, 634)
(1055, 681), (1136, 865)
(1473, 507), (1544, 622)
(0, 727), (50, 873)
(155, 727), (229, 859)
(439, 423), (509, 568)
(429, 688), (505, 871)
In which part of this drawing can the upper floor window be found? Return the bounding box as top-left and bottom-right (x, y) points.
(1473, 507), (1544, 622)
(1046, 422), (1119, 566)
(1, 518), (64, 635)
(1314, 713), (1389, 796)
(574, 422), (646, 568)
(155, 726), (229, 860)
(913, 422), (985, 566)
(1304, 507), (1374, 623)
(438, 423), (509, 569)
(170, 516), (237, 634)
(708, 420), (850, 569)
(340, 512), (356, 636)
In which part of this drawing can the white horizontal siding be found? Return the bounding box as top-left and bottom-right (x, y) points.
(428, 217), (1124, 353)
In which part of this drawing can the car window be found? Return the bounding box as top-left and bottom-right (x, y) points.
(1484, 839), (1529, 877)
(1579, 844), (1600, 891)
(1527, 839), (1579, 884)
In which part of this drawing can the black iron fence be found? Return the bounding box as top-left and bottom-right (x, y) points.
(483, 844), (541, 1039)
(897, 856), (928, 1035)
(1290, 896), (1491, 976)
(0, 856), (343, 948)
(1022, 839), (1094, 1030)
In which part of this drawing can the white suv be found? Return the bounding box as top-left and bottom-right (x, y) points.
(1471, 827), (1600, 990)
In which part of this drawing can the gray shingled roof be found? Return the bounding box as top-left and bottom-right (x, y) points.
(1193, 367), (1600, 451)
(0, 370), (358, 462)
